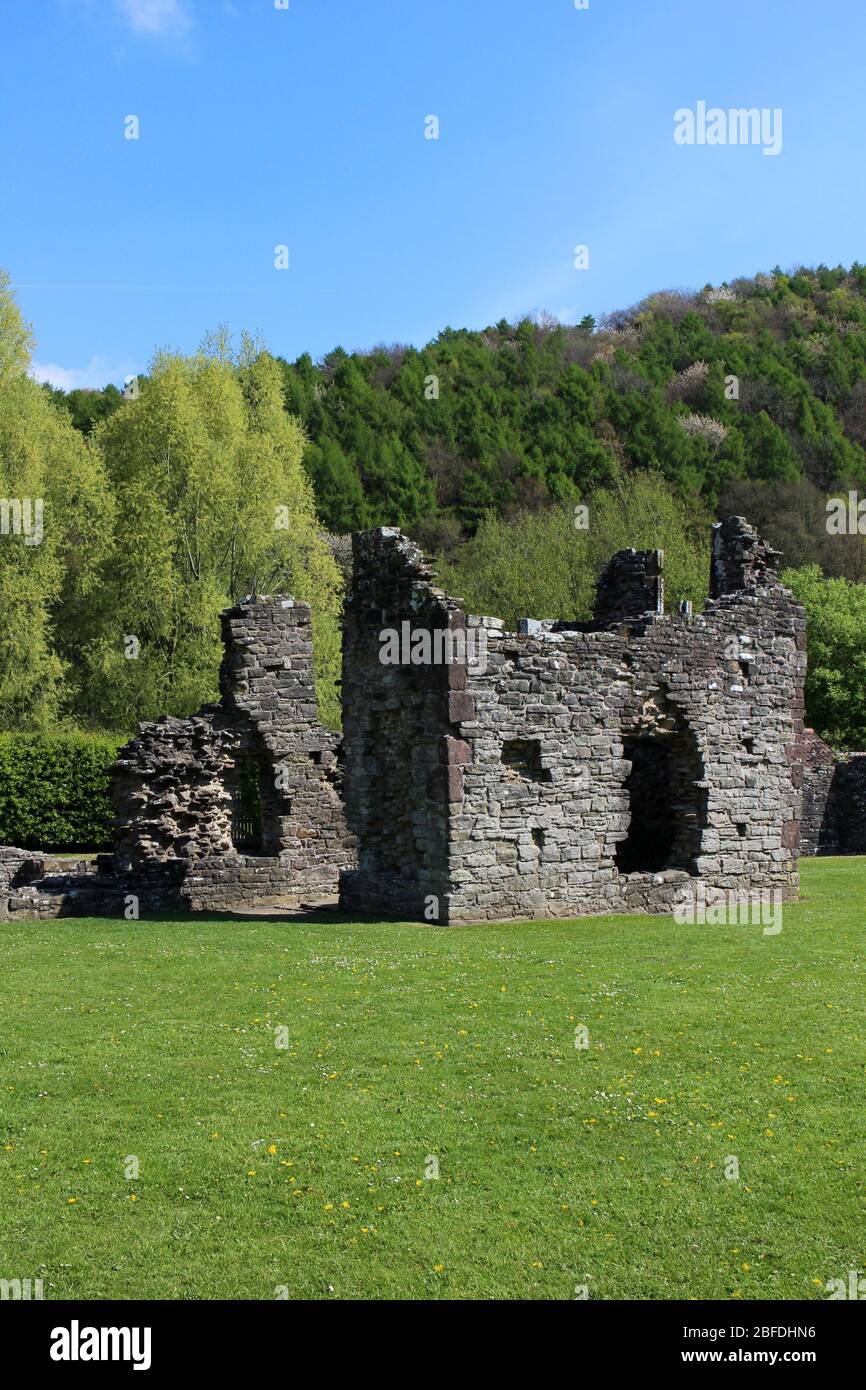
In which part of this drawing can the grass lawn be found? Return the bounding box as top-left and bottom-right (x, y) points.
(1, 857), (864, 1301)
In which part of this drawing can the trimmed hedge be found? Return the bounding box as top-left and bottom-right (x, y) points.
(0, 732), (124, 852)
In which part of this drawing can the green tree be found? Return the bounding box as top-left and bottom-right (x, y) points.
(438, 470), (708, 630)
(86, 339), (343, 729)
(0, 271), (112, 729)
(782, 565), (866, 747)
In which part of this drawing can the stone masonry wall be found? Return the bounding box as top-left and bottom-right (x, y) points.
(340, 519), (806, 924)
(339, 530), (459, 918)
(3, 520), (813, 925)
(0, 848), (124, 921)
(800, 728), (839, 855)
(800, 728), (866, 855)
(111, 596), (354, 911)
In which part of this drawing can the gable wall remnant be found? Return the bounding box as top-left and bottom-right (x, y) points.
(110, 596), (355, 912)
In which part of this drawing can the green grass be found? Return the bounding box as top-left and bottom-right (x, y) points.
(1, 858), (864, 1301)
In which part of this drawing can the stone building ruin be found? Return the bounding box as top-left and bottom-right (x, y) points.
(339, 517), (806, 923)
(1, 515), (815, 924)
(0, 595), (355, 920)
(800, 727), (866, 855)
(108, 595), (355, 911)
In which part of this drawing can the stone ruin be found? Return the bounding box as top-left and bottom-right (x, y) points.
(800, 728), (866, 855)
(109, 596), (354, 910)
(1, 515), (817, 924)
(0, 596), (355, 920)
(339, 517), (806, 923)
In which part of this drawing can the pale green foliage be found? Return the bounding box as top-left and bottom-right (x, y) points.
(782, 564), (866, 748)
(0, 276), (340, 732)
(0, 272), (113, 729)
(438, 506), (592, 627)
(87, 340), (343, 728)
(586, 467), (709, 611)
(437, 469), (708, 629)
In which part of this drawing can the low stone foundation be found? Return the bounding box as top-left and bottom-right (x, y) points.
(0, 848), (124, 920)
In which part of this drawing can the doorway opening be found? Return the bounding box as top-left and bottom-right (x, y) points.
(230, 756), (264, 853)
(615, 705), (706, 875)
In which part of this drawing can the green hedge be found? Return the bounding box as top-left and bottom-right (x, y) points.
(0, 732), (125, 852)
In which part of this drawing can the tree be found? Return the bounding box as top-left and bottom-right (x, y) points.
(85, 340), (343, 729)
(0, 271), (112, 729)
(438, 469), (708, 631)
(782, 566), (866, 747)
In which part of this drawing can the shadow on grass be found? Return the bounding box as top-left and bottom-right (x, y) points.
(118, 904), (392, 929)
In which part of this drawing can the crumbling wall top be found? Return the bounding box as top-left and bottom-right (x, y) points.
(218, 594), (319, 732)
(594, 548), (665, 626)
(710, 515), (782, 598)
(350, 527), (461, 619)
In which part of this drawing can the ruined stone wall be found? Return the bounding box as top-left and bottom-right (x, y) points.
(800, 728), (839, 855)
(340, 520), (806, 924)
(830, 757), (866, 853)
(594, 548), (664, 625)
(800, 729), (866, 856)
(339, 530), (459, 918)
(111, 596), (354, 911)
(0, 848), (124, 920)
(4, 521), (811, 925)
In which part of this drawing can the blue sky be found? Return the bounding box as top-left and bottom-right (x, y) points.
(3, 0), (865, 388)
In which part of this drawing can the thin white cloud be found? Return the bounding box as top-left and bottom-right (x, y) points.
(29, 357), (135, 391)
(115, 0), (191, 38)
